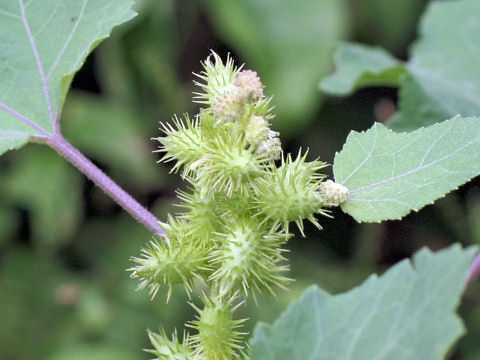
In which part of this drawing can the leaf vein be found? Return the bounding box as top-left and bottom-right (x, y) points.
(349, 135), (479, 195)
(19, 0), (55, 126)
(46, 0), (88, 80)
(0, 9), (20, 18)
(341, 125), (378, 185)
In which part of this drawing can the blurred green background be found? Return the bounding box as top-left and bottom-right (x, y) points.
(1, 0), (480, 359)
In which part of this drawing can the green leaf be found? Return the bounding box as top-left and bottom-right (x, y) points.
(0, 0), (135, 154)
(351, 0), (425, 53)
(47, 344), (140, 360)
(321, 0), (480, 132)
(0, 249), (73, 359)
(0, 132), (30, 155)
(386, 74), (449, 132)
(413, 0), (480, 106)
(250, 244), (477, 360)
(389, 0), (480, 130)
(0, 204), (19, 246)
(204, 0), (348, 132)
(389, 0), (480, 131)
(320, 42), (406, 96)
(0, 146), (82, 248)
(334, 116), (480, 223)
(96, 0), (189, 113)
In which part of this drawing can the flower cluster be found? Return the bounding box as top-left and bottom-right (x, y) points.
(129, 52), (348, 359)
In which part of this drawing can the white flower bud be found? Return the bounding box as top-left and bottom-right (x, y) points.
(234, 70), (264, 101)
(245, 115), (270, 145)
(256, 135), (282, 161)
(214, 91), (243, 124)
(319, 180), (349, 206)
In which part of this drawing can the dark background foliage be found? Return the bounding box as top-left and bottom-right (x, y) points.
(1, 0), (479, 359)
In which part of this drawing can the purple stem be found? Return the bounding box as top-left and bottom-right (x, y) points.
(3, 1), (163, 236)
(45, 134), (164, 235)
(468, 253), (480, 285)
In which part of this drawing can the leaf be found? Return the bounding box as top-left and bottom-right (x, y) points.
(351, 0), (425, 53)
(386, 74), (450, 132)
(333, 116), (480, 223)
(0, 146), (82, 248)
(0, 204), (19, 245)
(96, 0), (189, 113)
(203, 0), (349, 132)
(392, 0), (480, 130)
(249, 244), (477, 360)
(0, 0), (136, 155)
(0, 132), (30, 154)
(320, 42), (406, 96)
(47, 344), (140, 360)
(0, 249), (73, 359)
(321, 0), (480, 132)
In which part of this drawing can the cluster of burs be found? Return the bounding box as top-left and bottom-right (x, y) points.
(129, 52), (348, 360)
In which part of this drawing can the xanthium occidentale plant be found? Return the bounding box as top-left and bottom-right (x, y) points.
(129, 52), (349, 359)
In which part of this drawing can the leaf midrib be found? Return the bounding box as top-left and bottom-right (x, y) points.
(0, 0), (88, 136)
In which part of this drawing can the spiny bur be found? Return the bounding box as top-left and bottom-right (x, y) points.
(131, 51), (349, 359)
(129, 216), (212, 302)
(252, 152), (330, 235)
(154, 115), (209, 177)
(147, 329), (193, 360)
(209, 218), (291, 299)
(187, 295), (247, 360)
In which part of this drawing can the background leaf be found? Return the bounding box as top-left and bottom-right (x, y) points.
(0, 249), (74, 360)
(321, 0), (480, 132)
(249, 244), (477, 360)
(390, 0), (480, 131)
(0, 0), (135, 154)
(0, 145), (82, 248)
(320, 42), (406, 96)
(334, 116), (480, 223)
(46, 344), (138, 360)
(351, 0), (427, 53)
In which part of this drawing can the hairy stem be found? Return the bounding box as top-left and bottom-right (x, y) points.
(468, 253), (480, 285)
(45, 134), (164, 235)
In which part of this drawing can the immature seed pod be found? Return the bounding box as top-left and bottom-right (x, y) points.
(252, 152), (330, 235)
(193, 136), (270, 197)
(251, 96), (275, 122)
(176, 187), (221, 241)
(128, 216), (212, 301)
(213, 191), (255, 220)
(209, 219), (290, 298)
(147, 329), (193, 360)
(187, 296), (247, 360)
(155, 115), (209, 177)
(193, 52), (240, 106)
